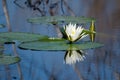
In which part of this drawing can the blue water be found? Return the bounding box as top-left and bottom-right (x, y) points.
(0, 0), (120, 80)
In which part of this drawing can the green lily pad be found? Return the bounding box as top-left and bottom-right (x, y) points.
(19, 39), (103, 51)
(27, 16), (95, 24)
(0, 37), (12, 44)
(0, 55), (20, 65)
(0, 32), (48, 43)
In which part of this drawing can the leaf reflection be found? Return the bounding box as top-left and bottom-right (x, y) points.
(64, 46), (86, 65)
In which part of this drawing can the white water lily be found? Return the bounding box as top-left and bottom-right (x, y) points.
(64, 50), (85, 65)
(63, 23), (88, 42)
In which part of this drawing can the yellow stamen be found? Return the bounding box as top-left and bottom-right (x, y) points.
(71, 29), (75, 35)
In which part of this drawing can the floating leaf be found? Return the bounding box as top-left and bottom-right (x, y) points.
(27, 16), (95, 24)
(0, 55), (20, 65)
(19, 39), (103, 51)
(0, 37), (12, 44)
(0, 32), (48, 43)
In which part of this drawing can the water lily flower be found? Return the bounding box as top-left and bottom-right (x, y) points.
(64, 50), (85, 65)
(62, 23), (88, 42)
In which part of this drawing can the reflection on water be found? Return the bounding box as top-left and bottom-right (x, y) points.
(0, 0), (120, 80)
(64, 47), (86, 65)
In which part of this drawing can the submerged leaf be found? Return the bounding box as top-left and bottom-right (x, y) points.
(0, 55), (20, 65)
(19, 38), (103, 51)
(0, 32), (48, 43)
(0, 46), (4, 51)
(27, 16), (95, 24)
(0, 24), (5, 28)
(83, 29), (96, 34)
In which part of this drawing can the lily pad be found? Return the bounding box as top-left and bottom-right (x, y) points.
(19, 39), (103, 51)
(0, 37), (12, 44)
(0, 32), (48, 43)
(0, 55), (20, 65)
(27, 16), (95, 24)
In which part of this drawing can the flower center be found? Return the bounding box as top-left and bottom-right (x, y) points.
(71, 29), (75, 35)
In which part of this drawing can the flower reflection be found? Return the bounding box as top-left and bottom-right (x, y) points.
(64, 49), (86, 65)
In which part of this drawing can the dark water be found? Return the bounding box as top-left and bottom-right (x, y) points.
(0, 0), (120, 80)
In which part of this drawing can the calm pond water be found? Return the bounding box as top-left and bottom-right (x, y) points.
(0, 0), (120, 80)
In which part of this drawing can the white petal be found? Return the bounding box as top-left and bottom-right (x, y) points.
(63, 23), (88, 42)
